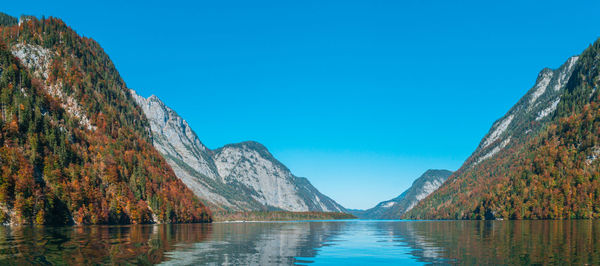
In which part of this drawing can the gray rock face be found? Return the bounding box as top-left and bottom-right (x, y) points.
(213, 142), (345, 212)
(131, 91), (346, 212)
(130, 90), (238, 209)
(350, 170), (452, 219)
(466, 56), (579, 167)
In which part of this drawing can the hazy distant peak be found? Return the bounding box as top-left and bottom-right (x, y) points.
(350, 169), (452, 219)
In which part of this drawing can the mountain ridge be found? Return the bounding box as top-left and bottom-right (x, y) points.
(405, 38), (600, 220)
(131, 91), (347, 213)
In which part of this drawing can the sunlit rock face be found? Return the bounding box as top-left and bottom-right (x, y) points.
(131, 91), (346, 212)
(468, 56), (579, 167)
(11, 43), (96, 131)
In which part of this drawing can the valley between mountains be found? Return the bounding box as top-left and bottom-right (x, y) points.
(1, 12), (600, 225)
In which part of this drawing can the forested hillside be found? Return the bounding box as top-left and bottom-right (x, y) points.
(0, 13), (210, 225)
(405, 39), (600, 220)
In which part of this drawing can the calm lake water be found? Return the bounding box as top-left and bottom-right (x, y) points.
(0, 220), (599, 265)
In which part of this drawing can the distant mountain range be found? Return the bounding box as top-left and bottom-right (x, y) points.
(350, 170), (452, 219)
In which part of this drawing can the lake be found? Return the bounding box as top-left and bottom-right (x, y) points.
(0, 220), (599, 265)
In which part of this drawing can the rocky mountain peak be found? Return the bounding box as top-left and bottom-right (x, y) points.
(130, 90), (218, 178)
(420, 169), (453, 179)
(466, 54), (580, 168)
(220, 141), (269, 153)
(130, 90), (347, 213)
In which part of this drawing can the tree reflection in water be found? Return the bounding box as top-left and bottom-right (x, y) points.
(0, 220), (599, 265)
(0, 224), (211, 265)
(378, 220), (600, 265)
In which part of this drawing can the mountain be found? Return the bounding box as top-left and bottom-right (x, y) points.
(129, 91), (256, 211)
(131, 92), (346, 213)
(0, 14), (210, 225)
(405, 38), (600, 220)
(350, 170), (452, 219)
(460, 55), (579, 170)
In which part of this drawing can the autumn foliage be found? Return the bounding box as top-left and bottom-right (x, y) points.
(405, 39), (600, 220)
(0, 16), (211, 224)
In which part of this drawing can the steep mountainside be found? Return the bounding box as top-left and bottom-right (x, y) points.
(130, 91), (259, 211)
(464, 56), (579, 169)
(0, 14), (210, 225)
(350, 170), (452, 219)
(131, 92), (346, 213)
(405, 38), (600, 220)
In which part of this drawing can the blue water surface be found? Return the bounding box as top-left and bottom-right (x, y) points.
(1, 219), (599, 265)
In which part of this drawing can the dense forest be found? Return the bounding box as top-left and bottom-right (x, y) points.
(405, 39), (600, 220)
(0, 13), (211, 225)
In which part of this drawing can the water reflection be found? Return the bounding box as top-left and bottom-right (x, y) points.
(0, 224), (212, 265)
(389, 220), (600, 265)
(0, 220), (599, 265)
(163, 222), (344, 265)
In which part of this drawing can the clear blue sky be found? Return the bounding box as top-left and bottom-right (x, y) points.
(5, 0), (600, 209)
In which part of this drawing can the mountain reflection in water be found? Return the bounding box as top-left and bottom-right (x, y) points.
(0, 220), (599, 265)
